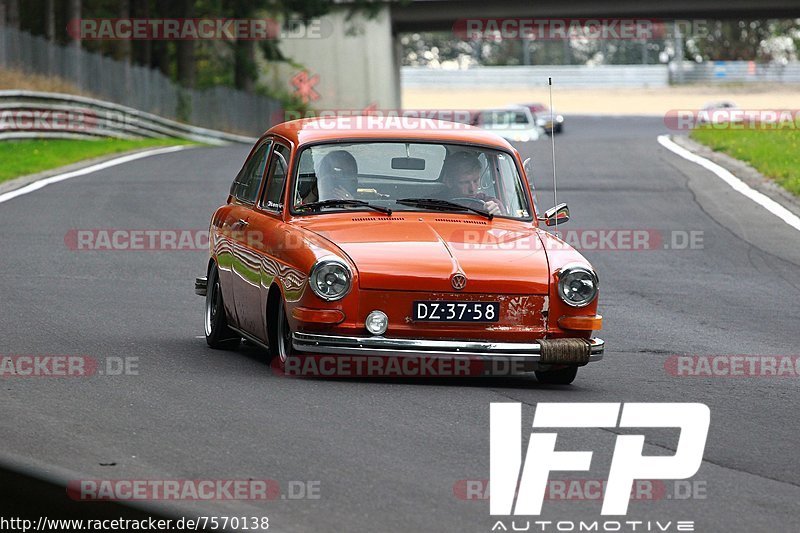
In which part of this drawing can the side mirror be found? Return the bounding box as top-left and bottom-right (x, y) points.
(540, 203), (569, 227)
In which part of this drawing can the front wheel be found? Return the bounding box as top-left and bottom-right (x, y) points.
(535, 366), (578, 385)
(269, 300), (297, 371)
(205, 266), (240, 349)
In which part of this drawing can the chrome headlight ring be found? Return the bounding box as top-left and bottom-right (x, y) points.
(557, 263), (599, 308)
(309, 257), (352, 301)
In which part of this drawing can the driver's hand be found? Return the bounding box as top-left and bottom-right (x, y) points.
(484, 199), (502, 216)
(332, 186), (354, 200)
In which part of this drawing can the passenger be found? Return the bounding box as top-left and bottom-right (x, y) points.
(317, 150), (359, 201)
(299, 150), (359, 204)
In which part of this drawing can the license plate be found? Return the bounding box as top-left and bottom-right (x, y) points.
(413, 301), (500, 322)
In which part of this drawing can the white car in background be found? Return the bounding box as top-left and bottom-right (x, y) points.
(473, 106), (544, 143)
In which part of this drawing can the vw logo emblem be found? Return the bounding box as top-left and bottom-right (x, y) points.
(451, 273), (467, 290)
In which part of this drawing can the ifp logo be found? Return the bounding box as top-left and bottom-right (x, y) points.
(490, 403), (710, 516)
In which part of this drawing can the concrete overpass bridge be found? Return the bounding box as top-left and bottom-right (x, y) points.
(390, 0), (800, 32)
(276, 0), (800, 110)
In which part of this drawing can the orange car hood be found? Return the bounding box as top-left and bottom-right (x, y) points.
(295, 216), (550, 294)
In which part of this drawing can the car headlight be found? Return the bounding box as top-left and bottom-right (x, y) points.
(309, 258), (352, 301)
(557, 264), (598, 307)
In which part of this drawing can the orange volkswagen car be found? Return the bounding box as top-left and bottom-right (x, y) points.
(195, 116), (603, 384)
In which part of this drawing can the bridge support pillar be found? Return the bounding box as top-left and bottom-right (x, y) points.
(273, 7), (400, 114)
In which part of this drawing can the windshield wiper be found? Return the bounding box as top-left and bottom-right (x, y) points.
(396, 198), (493, 220)
(296, 199), (392, 216)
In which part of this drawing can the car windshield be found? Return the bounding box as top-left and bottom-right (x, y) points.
(479, 110), (532, 128)
(292, 142), (532, 220)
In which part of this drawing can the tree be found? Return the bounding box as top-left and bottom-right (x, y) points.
(685, 19), (800, 62)
(114, 0), (131, 63)
(6, 0), (19, 30)
(175, 0), (196, 87)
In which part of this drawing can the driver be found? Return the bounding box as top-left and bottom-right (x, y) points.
(441, 151), (503, 216)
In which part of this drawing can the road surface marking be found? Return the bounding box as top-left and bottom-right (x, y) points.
(657, 135), (800, 233)
(0, 145), (192, 205)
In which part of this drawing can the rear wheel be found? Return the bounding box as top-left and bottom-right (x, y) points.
(205, 265), (240, 349)
(535, 366), (578, 385)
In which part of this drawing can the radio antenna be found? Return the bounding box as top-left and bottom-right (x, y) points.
(548, 77), (559, 237)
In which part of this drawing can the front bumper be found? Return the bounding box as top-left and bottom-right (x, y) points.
(292, 332), (603, 365)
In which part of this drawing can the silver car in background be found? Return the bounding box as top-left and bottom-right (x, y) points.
(473, 106), (545, 142)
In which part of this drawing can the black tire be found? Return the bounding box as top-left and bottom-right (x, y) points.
(269, 299), (296, 371)
(535, 366), (578, 385)
(205, 265), (241, 349)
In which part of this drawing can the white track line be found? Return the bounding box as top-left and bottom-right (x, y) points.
(657, 134), (800, 233)
(0, 145), (191, 205)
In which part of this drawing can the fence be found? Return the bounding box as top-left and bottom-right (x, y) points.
(402, 65), (670, 89)
(0, 25), (281, 136)
(670, 60), (800, 84)
(403, 62), (800, 90)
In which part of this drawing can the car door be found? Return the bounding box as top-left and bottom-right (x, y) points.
(247, 142), (292, 340)
(229, 139), (272, 336)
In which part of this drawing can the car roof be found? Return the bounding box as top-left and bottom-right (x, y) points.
(265, 115), (516, 150)
(481, 105), (528, 111)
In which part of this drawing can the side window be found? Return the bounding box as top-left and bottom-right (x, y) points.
(231, 141), (272, 204)
(262, 144), (291, 211)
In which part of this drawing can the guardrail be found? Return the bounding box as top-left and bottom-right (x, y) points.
(0, 90), (258, 144)
(0, 25), (282, 136)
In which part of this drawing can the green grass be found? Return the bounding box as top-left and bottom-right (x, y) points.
(690, 126), (800, 196)
(0, 138), (194, 183)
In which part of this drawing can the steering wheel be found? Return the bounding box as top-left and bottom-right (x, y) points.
(450, 197), (488, 210)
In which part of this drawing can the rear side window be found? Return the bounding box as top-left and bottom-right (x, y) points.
(231, 141), (272, 204)
(262, 144), (291, 211)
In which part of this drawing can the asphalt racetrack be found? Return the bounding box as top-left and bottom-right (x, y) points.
(1, 117), (798, 532)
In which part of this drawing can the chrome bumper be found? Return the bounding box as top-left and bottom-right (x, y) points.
(292, 332), (603, 364)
